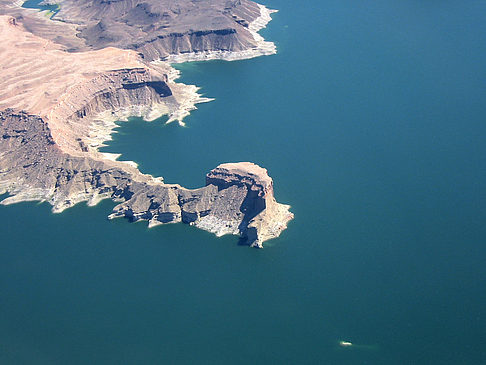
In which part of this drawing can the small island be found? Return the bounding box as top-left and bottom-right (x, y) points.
(0, 0), (293, 247)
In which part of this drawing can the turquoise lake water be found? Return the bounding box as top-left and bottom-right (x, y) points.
(2, 0), (486, 363)
(22, 0), (59, 16)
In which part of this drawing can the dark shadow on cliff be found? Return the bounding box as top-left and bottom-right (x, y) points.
(237, 187), (266, 246)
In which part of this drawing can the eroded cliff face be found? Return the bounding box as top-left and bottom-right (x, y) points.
(0, 111), (292, 247)
(0, 0), (276, 61)
(0, 1), (293, 247)
(202, 163), (293, 246)
(57, 0), (275, 61)
(0, 15), (208, 154)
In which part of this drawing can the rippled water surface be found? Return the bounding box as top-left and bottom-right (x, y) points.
(2, 0), (486, 364)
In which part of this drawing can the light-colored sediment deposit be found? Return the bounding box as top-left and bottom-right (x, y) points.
(0, 1), (293, 247)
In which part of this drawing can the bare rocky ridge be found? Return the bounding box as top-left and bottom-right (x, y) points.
(56, 0), (274, 61)
(0, 15), (204, 153)
(0, 110), (293, 247)
(0, 1), (293, 247)
(0, 0), (276, 61)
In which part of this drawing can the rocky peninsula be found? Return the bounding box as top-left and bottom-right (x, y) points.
(0, 0), (293, 247)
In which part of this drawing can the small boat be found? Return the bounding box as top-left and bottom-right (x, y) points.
(339, 341), (353, 347)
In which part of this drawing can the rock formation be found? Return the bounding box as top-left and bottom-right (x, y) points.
(0, 109), (292, 247)
(0, 0), (277, 61)
(0, 1), (293, 247)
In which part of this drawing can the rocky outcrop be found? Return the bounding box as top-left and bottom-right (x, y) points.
(0, 2), (293, 247)
(201, 163), (293, 247)
(57, 0), (275, 61)
(0, 111), (292, 247)
(0, 15), (210, 153)
(0, 0), (276, 61)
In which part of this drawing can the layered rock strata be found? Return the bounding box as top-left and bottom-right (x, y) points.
(0, 13), (293, 246)
(0, 15), (208, 152)
(0, 0), (277, 61)
(0, 110), (293, 247)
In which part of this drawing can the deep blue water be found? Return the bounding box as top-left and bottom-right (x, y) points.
(2, 0), (486, 364)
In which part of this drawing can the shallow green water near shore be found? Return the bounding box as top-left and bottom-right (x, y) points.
(22, 0), (59, 17)
(2, 0), (486, 364)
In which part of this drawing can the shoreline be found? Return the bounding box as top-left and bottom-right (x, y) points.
(0, 2), (294, 246)
(91, 1), (278, 170)
(83, 65), (214, 172)
(161, 4), (277, 64)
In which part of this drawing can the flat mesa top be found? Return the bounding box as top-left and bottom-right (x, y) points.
(217, 162), (270, 177)
(212, 162), (274, 191)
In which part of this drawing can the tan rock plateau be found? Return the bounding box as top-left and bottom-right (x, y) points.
(0, 1), (293, 247)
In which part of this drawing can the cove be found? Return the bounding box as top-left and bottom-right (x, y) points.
(1, 0), (486, 364)
(22, 0), (60, 17)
